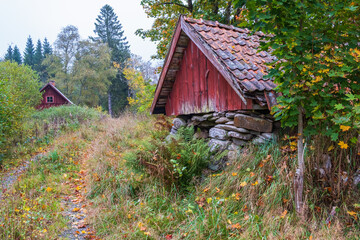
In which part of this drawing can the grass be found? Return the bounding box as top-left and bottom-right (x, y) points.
(84, 114), (359, 239)
(0, 113), (104, 239)
(1, 112), (359, 239)
(0, 105), (103, 170)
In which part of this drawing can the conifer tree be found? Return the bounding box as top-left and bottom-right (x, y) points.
(93, 4), (131, 116)
(43, 38), (53, 57)
(34, 40), (43, 72)
(4, 46), (13, 61)
(12, 46), (22, 64)
(23, 36), (35, 67)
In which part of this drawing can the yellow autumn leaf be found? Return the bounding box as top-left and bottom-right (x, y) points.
(327, 145), (334, 152)
(206, 198), (212, 204)
(46, 187), (52, 192)
(338, 141), (349, 149)
(232, 172), (238, 176)
(72, 208), (80, 212)
(240, 181), (247, 187)
(340, 125), (351, 132)
(43, 229), (47, 233)
(252, 181), (258, 186)
(347, 211), (358, 219)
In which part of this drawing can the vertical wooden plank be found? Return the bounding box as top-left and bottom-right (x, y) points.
(199, 46), (207, 110)
(192, 41), (201, 111)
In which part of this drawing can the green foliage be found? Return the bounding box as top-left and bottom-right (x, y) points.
(241, 1), (360, 145)
(42, 38), (52, 57)
(4, 46), (13, 61)
(137, 0), (238, 59)
(92, 4), (131, 116)
(0, 61), (41, 158)
(34, 39), (43, 73)
(12, 46), (22, 65)
(23, 36), (35, 67)
(127, 126), (224, 189)
(71, 40), (116, 106)
(124, 66), (156, 113)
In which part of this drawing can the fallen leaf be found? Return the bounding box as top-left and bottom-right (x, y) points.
(240, 181), (247, 187)
(230, 223), (241, 230)
(46, 187), (52, 192)
(232, 172), (238, 176)
(72, 208), (80, 212)
(347, 211), (358, 220)
(280, 210), (287, 218)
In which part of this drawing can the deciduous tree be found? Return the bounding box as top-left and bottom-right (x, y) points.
(241, 0), (360, 215)
(137, 0), (237, 59)
(54, 25), (80, 95)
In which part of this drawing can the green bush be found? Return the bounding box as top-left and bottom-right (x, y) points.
(0, 61), (41, 158)
(127, 126), (226, 189)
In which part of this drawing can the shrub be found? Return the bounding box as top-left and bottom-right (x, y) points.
(0, 61), (41, 159)
(127, 126), (226, 188)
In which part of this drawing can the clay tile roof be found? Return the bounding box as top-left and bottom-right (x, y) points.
(150, 16), (277, 114)
(183, 16), (276, 94)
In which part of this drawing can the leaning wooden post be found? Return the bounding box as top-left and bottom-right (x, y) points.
(294, 105), (305, 216)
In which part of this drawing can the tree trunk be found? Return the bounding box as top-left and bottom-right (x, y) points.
(108, 92), (113, 117)
(224, 1), (232, 24)
(294, 106), (305, 216)
(187, 0), (193, 13)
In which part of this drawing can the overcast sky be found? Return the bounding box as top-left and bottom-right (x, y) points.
(0, 0), (157, 61)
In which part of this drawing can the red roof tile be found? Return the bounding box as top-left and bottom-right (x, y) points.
(184, 16), (276, 93)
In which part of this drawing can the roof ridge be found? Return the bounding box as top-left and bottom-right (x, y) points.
(184, 16), (250, 34)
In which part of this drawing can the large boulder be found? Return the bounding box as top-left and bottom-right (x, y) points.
(209, 128), (228, 140)
(234, 114), (273, 133)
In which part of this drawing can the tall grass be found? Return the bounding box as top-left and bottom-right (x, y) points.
(85, 114), (359, 240)
(1, 105), (104, 169)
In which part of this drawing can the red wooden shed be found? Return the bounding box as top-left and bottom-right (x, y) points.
(37, 81), (73, 109)
(151, 16), (277, 116)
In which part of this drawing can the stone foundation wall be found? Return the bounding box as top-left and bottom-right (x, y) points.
(170, 110), (278, 153)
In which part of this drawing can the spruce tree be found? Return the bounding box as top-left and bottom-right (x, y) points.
(4, 46), (13, 61)
(93, 4), (131, 116)
(34, 40), (43, 72)
(43, 38), (53, 57)
(12, 46), (22, 64)
(23, 36), (35, 67)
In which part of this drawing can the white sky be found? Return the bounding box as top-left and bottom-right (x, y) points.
(0, 0), (157, 62)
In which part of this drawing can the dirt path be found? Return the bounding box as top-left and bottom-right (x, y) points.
(59, 170), (95, 240)
(0, 153), (44, 200)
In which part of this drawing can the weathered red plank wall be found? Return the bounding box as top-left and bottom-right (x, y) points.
(165, 40), (252, 116)
(37, 86), (68, 109)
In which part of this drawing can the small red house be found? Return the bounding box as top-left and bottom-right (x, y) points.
(151, 16), (277, 116)
(37, 81), (73, 109)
